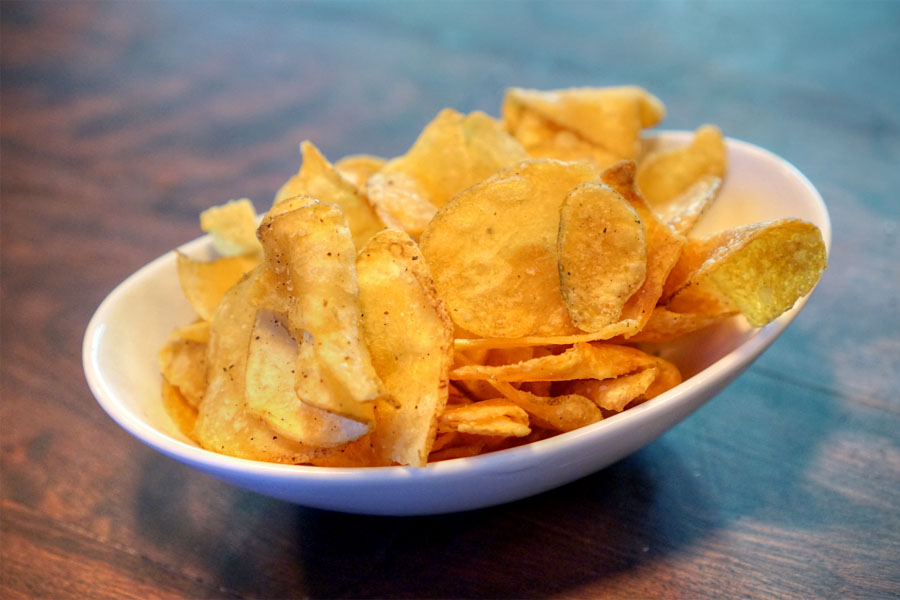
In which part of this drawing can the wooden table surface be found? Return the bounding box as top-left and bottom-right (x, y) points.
(2, 2), (898, 598)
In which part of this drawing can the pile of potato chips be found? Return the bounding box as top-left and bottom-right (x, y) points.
(159, 86), (827, 467)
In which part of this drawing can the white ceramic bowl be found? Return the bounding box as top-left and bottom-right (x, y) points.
(83, 132), (831, 515)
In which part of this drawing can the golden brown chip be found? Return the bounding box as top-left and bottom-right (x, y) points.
(168, 320), (210, 344)
(334, 154), (387, 189)
(305, 434), (379, 467)
(193, 266), (338, 464)
(158, 337), (207, 407)
(161, 379), (198, 440)
(558, 182), (647, 330)
(636, 125), (727, 207)
(601, 161), (687, 334)
(663, 218), (827, 326)
(381, 109), (528, 208)
(503, 86), (665, 165)
(450, 342), (658, 383)
(451, 320), (641, 352)
(626, 306), (732, 343)
(176, 252), (260, 321)
(274, 141), (384, 249)
(244, 309), (370, 447)
(365, 171), (437, 239)
(200, 198), (262, 257)
(257, 200), (384, 424)
(462, 111), (531, 183)
(559, 368), (657, 413)
(420, 159), (602, 338)
(428, 439), (489, 462)
(505, 107), (621, 165)
(642, 356), (682, 400)
(438, 399), (531, 438)
(492, 381), (603, 432)
(357, 230), (454, 467)
(654, 175), (722, 235)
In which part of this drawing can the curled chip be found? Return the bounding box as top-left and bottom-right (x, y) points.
(193, 267), (337, 464)
(274, 141), (384, 249)
(257, 200), (384, 424)
(357, 229), (453, 467)
(559, 367), (658, 412)
(653, 175), (722, 236)
(558, 182), (647, 331)
(420, 159), (601, 338)
(200, 198), (262, 257)
(365, 172), (437, 239)
(503, 86), (666, 166)
(244, 309), (370, 447)
(601, 161), (686, 334)
(438, 399), (531, 438)
(663, 218), (827, 326)
(381, 109), (528, 207)
(450, 342), (658, 383)
(158, 334), (207, 407)
(176, 252), (260, 321)
(636, 124), (727, 207)
(161, 379), (197, 440)
(627, 306), (732, 343)
(334, 154), (386, 189)
(492, 381), (603, 433)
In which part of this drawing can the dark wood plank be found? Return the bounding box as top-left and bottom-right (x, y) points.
(0, 501), (236, 599)
(2, 1), (898, 599)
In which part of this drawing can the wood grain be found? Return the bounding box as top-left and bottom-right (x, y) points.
(2, 1), (898, 598)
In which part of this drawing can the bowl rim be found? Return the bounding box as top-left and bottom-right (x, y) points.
(82, 130), (832, 484)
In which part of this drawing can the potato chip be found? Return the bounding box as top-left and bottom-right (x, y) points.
(558, 368), (657, 413)
(161, 379), (198, 439)
(626, 306), (732, 343)
(664, 218), (827, 326)
(365, 171), (437, 239)
(636, 125), (727, 207)
(158, 337), (207, 407)
(176, 252), (260, 321)
(244, 309), (370, 447)
(451, 320), (640, 352)
(654, 175), (722, 236)
(438, 399), (531, 438)
(450, 342), (658, 383)
(420, 159), (601, 338)
(334, 154), (386, 189)
(193, 267), (336, 464)
(558, 182), (647, 331)
(381, 109), (528, 208)
(428, 439), (489, 462)
(504, 107), (620, 165)
(601, 161), (686, 334)
(503, 86), (665, 165)
(492, 381), (603, 432)
(168, 320), (210, 344)
(200, 198), (262, 257)
(357, 230), (453, 466)
(273, 141), (384, 249)
(643, 355), (682, 399)
(305, 434), (378, 467)
(462, 111), (531, 183)
(257, 201), (384, 423)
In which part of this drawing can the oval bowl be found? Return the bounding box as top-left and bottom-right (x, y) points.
(83, 131), (831, 515)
